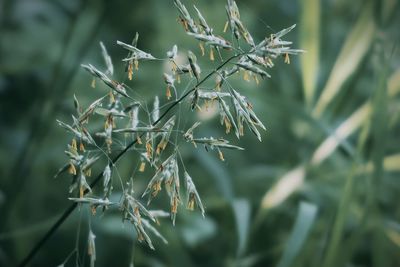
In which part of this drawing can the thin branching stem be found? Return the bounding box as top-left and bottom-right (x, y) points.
(155, 53), (243, 124)
(17, 52), (243, 267)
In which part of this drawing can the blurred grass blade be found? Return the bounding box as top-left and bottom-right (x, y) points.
(381, 0), (398, 24)
(322, 156), (360, 267)
(362, 154), (400, 173)
(313, 1), (375, 118)
(311, 68), (400, 166)
(386, 228), (400, 247)
(369, 55), (389, 267)
(260, 66), (400, 212)
(258, 68), (400, 218)
(300, 0), (320, 107)
(322, 54), (389, 267)
(370, 63), (389, 178)
(382, 154), (400, 172)
(277, 202), (318, 267)
(261, 166), (305, 210)
(388, 68), (400, 96)
(386, 221), (400, 247)
(311, 103), (371, 165)
(232, 199), (251, 258)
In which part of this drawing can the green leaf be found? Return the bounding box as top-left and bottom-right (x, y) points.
(368, 53), (390, 267)
(300, 0), (320, 107)
(232, 198), (251, 257)
(313, 1), (375, 118)
(277, 201), (318, 267)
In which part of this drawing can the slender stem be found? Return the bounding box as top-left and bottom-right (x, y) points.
(322, 114), (370, 267)
(17, 52), (242, 267)
(17, 203), (77, 267)
(155, 53), (241, 125)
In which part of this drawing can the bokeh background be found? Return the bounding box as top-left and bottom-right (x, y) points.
(1, 0), (400, 266)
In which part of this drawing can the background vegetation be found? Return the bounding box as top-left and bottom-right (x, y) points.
(1, 0), (399, 266)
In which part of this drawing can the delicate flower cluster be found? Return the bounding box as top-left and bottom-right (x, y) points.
(56, 0), (302, 253)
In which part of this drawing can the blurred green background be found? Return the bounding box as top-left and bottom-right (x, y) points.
(1, 0), (400, 266)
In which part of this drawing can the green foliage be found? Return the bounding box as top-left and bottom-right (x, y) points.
(0, 0), (399, 266)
